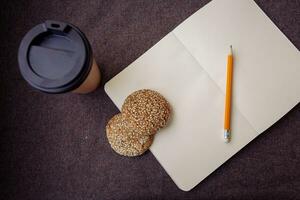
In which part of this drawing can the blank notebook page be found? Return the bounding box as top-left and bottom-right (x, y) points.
(105, 0), (300, 191)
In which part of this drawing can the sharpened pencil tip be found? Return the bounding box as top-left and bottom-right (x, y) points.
(230, 45), (233, 55)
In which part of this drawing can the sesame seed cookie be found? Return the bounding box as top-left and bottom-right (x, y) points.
(121, 89), (171, 135)
(106, 113), (154, 157)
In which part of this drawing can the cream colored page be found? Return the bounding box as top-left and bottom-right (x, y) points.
(105, 33), (258, 191)
(173, 0), (300, 133)
(104, 0), (300, 191)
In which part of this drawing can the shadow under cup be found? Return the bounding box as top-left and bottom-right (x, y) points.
(18, 20), (101, 94)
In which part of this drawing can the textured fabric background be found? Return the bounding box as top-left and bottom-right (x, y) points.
(0, 0), (299, 199)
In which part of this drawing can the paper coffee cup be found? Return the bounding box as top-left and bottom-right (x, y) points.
(18, 20), (100, 94)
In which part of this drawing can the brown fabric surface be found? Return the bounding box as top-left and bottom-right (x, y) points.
(0, 0), (299, 199)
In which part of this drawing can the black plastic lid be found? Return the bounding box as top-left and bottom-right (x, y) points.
(18, 20), (93, 93)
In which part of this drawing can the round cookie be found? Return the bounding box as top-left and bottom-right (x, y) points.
(122, 89), (171, 135)
(106, 113), (154, 157)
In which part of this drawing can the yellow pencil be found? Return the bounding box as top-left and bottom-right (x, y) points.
(224, 45), (233, 143)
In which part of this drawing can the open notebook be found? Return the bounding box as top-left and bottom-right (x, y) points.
(105, 0), (300, 191)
